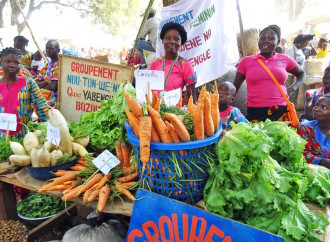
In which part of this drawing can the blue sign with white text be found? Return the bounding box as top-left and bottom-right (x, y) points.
(126, 189), (283, 242)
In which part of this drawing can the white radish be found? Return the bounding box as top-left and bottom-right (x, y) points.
(50, 149), (63, 166)
(23, 132), (39, 153)
(72, 142), (88, 157)
(9, 142), (27, 155)
(74, 136), (90, 148)
(34, 129), (45, 144)
(9, 155), (31, 166)
(36, 145), (51, 167)
(30, 147), (40, 167)
(44, 141), (55, 152)
(49, 108), (72, 157)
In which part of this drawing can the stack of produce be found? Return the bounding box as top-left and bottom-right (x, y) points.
(203, 121), (330, 241)
(0, 220), (27, 241)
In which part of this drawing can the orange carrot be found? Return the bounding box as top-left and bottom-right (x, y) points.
(125, 109), (140, 137)
(176, 89), (183, 109)
(145, 93), (151, 105)
(116, 186), (136, 201)
(77, 157), (88, 166)
(165, 121), (181, 143)
(117, 173), (138, 183)
(130, 100), (143, 118)
(153, 98), (161, 112)
(124, 92), (133, 110)
(61, 184), (83, 201)
(76, 173), (103, 197)
(121, 142), (131, 168)
(97, 186), (111, 212)
(161, 98), (165, 105)
(151, 125), (161, 142)
(203, 95), (215, 137)
(92, 173), (112, 190)
(147, 105), (173, 143)
(164, 113), (190, 142)
(115, 141), (124, 168)
(198, 86), (207, 103)
(70, 164), (87, 171)
(88, 189), (100, 202)
(38, 172), (78, 193)
(123, 164), (137, 175)
(54, 170), (76, 177)
(152, 91), (158, 108)
(83, 188), (94, 202)
(211, 84), (220, 131)
(187, 95), (196, 117)
(139, 112), (152, 172)
(120, 181), (138, 187)
(47, 184), (71, 191)
(194, 98), (205, 140)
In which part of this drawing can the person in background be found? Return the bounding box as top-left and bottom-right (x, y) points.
(285, 34), (315, 66)
(35, 40), (60, 107)
(219, 81), (247, 130)
(233, 25), (306, 122)
(14, 35), (33, 70)
(30, 51), (45, 77)
(304, 66), (330, 120)
(149, 22), (197, 104)
(274, 45), (283, 54)
(0, 47), (49, 140)
(315, 38), (328, 59)
(297, 94), (330, 168)
(137, 8), (158, 69)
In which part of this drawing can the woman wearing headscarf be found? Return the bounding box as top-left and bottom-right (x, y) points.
(233, 25), (306, 122)
(14, 35), (33, 70)
(149, 22), (197, 103)
(284, 34), (315, 66)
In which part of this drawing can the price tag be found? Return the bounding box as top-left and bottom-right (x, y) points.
(92, 150), (120, 174)
(46, 123), (61, 146)
(163, 88), (181, 107)
(0, 113), (17, 131)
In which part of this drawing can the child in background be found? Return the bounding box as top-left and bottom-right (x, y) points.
(219, 81), (248, 129)
(30, 51), (45, 77)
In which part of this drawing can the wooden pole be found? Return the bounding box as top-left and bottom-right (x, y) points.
(236, 0), (247, 57)
(14, 0), (47, 63)
(131, 0), (154, 65)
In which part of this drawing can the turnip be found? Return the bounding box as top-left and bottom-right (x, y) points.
(74, 136), (90, 148)
(36, 145), (51, 167)
(50, 149), (63, 166)
(9, 155), (31, 166)
(72, 142), (88, 157)
(23, 132), (39, 153)
(9, 142), (27, 155)
(49, 108), (72, 157)
(34, 129), (45, 144)
(30, 147), (40, 167)
(44, 141), (55, 152)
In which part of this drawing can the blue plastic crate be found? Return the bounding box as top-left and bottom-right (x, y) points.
(125, 121), (221, 204)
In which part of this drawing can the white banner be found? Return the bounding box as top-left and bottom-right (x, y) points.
(157, 0), (239, 87)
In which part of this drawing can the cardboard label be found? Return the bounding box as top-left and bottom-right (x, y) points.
(0, 113), (17, 131)
(92, 149), (120, 174)
(46, 123), (61, 146)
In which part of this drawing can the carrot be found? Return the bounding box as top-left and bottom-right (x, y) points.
(165, 121), (181, 143)
(76, 173), (103, 197)
(153, 98), (161, 112)
(83, 188), (94, 202)
(211, 83), (220, 131)
(97, 186), (111, 212)
(88, 189), (101, 202)
(70, 164), (87, 171)
(187, 95), (196, 117)
(66, 179), (81, 191)
(123, 164), (137, 175)
(145, 93), (151, 105)
(152, 91), (158, 108)
(47, 184), (71, 191)
(124, 92), (143, 117)
(164, 113), (190, 142)
(116, 186), (136, 201)
(203, 95), (215, 136)
(121, 142), (131, 168)
(198, 86), (207, 103)
(54, 170), (76, 177)
(125, 109), (140, 137)
(147, 105), (173, 143)
(120, 181), (138, 187)
(115, 141), (124, 168)
(117, 173), (138, 183)
(61, 184), (83, 201)
(176, 89), (182, 109)
(151, 125), (161, 142)
(77, 157), (88, 166)
(139, 107), (152, 173)
(92, 173), (112, 190)
(38, 172), (78, 193)
(123, 92), (133, 110)
(194, 98), (205, 140)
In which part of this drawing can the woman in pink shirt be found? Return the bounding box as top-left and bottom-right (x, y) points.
(233, 25), (306, 122)
(149, 22), (197, 104)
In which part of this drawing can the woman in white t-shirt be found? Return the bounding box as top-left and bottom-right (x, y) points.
(285, 34), (315, 66)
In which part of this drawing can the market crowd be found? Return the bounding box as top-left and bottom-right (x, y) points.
(0, 22), (329, 169)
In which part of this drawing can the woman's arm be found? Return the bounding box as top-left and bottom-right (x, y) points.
(287, 65), (306, 96)
(319, 159), (330, 169)
(29, 79), (49, 122)
(304, 95), (314, 120)
(183, 84), (196, 105)
(233, 72), (245, 95)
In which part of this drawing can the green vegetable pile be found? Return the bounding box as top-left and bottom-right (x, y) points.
(0, 137), (20, 161)
(69, 82), (136, 152)
(204, 121), (329, 241)
(17, 192), (69, 218)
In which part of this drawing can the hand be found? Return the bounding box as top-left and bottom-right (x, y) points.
(286, 86), (295, 97)
(319, 159), (330, 169)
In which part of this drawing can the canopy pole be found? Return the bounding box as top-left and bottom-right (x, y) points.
(236, 0), (247, 57)
(14, 0), (47, 63)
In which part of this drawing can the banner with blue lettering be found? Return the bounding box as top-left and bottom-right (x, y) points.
(156, 0), (239, 87)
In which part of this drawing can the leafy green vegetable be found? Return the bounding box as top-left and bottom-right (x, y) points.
(17, 192), (71, 218)
(69, 82), (135, 152)
(204, 122), (329, 242)
(55, 154), (77, 165)
(0, 137), (20, 161)
(27, 121), (48, 142)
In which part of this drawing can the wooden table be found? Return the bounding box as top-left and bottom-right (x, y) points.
(0, 172), (134, 220)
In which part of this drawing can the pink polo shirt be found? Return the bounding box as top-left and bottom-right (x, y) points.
(237, 53), (297, 107)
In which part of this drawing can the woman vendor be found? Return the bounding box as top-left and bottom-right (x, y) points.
(297, 94), (330, 168)
(14, 35), (33, 70)
(233, 25), (306, 122)
(0, 47), (49, 140)
(149, 22), (197, 104)
(305, 66), (330, 120)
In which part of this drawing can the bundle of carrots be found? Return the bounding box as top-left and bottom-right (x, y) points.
(37, 156), (139, 212)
